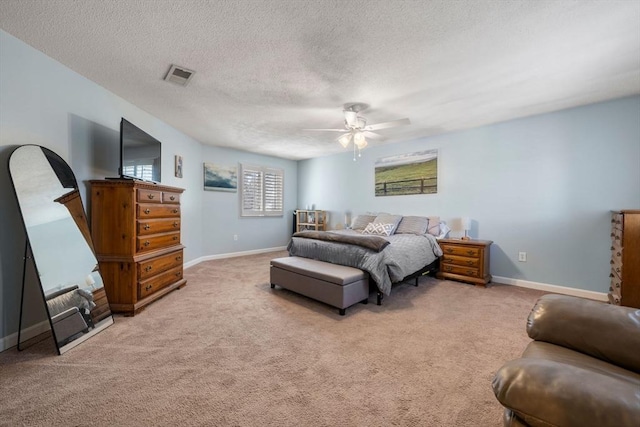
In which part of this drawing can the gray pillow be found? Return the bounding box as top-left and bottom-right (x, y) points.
(396, 216), (429, 235)
(373, 213), (403, 235)
(351, 214), (377, 230)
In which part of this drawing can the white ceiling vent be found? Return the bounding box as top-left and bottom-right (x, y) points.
(164, 64), (195, 86)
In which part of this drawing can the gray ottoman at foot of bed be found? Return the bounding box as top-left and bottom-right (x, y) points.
(270, 257), (369, 315)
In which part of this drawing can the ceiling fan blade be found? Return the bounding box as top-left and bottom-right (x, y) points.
(344, 111), (358, 127)
(363, 131), (385, 140)
(363, 118), (411, 131)
(303, 128), (347, 132)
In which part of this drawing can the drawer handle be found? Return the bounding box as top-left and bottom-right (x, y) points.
(173, 209), (178, 214)
(145, 285), (152, 291)
(445, 266), (452, 272)
(176, 272), (182, 277)
(170, 195), (176, 201)
(144, 208), (151, 214)
(466, 260), (474, 266)
(143, 241), (150, 247)
(466, 250), (475, 255)
(147, 194), (155, 199)
(466, 270), (475, 276)
(176, 256), (182, 261)
(144, 224), (151, 230)
(445, 248), (453, 253)
(173, 222), (179, 227)
(145, 266), (153, 272)
(172, 236), (178, 241)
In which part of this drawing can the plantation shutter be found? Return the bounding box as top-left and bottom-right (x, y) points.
(264, 168), (284, 215)
(240, 164), (284, 217)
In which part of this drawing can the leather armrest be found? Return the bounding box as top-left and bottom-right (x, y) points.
(527, 294), (640, 373)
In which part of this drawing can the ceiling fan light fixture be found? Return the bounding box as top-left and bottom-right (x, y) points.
(355, 138), (368, 150)
(338, 133), (352, 148)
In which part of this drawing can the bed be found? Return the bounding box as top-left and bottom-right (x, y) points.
(286, 213), (446, 302)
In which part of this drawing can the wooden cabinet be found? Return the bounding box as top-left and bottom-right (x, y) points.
(296, 209), (326, 232)
(609, 210), (640, 308)
(437, 239), (492, 286)
(90, 180), (186, 315)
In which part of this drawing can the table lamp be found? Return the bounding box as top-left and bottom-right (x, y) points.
(461, 217), (471, 240)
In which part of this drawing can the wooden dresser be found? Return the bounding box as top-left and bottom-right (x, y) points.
(437, 239), (493, 286)
(90, 179), (186, 315)
(609, 210), (640, 308)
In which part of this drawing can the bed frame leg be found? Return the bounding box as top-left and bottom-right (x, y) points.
(377, 292), (383, 306)
(339, 308), (346, 316)
(415, 277), (419, 286)
(270, 283), (275, 288)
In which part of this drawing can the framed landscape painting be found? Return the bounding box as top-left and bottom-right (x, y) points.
(204, 163), (237, 192)
(374, 149), (438, 196)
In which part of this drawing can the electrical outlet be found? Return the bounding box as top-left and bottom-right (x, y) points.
(233, 234), (238, 241)
(518, 252), (527, 262)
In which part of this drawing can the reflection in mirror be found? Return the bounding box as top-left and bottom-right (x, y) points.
(9, 145), (113, 354)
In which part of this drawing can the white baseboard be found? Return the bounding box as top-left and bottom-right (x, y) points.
(184, 246), (287, 269)
(0, 320), (51, 353)
(492, 275), (608, 302)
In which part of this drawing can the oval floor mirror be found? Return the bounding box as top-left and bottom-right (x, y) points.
(9, 145), (113, 354)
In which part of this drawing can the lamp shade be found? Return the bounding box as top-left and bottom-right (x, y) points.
(461, 217), (471, 231)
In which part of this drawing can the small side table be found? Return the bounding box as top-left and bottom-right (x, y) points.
(436, 239), (493, 286)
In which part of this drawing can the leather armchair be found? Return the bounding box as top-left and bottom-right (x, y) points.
(492, 294), (640, 427)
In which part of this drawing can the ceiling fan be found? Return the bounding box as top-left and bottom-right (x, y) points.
(304, 103), (410, 159)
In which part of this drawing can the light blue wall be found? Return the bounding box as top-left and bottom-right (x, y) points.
(0, 30), (296, 345)
(200, 145), (297, 255)
(298, 96), (640, 293)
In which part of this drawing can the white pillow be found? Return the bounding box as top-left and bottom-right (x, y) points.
(363, 222), (394, 236)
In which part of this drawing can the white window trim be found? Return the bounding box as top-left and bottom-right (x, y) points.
(240, 163), (284, 217)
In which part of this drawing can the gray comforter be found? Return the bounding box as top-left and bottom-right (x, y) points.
(287, 230), (443, 295)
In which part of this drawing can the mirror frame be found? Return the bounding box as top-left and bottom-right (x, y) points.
(8, 144), (113, 354)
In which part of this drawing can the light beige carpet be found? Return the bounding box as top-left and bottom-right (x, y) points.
(0, 251), (546, 426)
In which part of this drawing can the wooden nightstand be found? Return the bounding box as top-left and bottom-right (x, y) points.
(436, 239), (493, 286)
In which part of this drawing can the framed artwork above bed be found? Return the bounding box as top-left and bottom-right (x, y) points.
(374, 149), (438, 196)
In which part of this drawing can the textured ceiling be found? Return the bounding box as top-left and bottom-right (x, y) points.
(1, 0), (639, 160)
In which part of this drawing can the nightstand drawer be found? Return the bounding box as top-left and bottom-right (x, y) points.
(442, 264), (480, 278)
(441, 254), (479, 268)
(440, 245), (480, 258)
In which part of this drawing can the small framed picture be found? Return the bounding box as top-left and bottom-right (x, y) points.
(175, 155), (183, 178)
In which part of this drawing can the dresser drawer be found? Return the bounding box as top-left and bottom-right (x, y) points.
(138, 249), (184, 280)
(162, 192), (181, 204)
(136, 232), (181, 253)
(441, 254), (479, 268)
(441, 263), (480, 278)
(137, 204), (181, 219)
(137, 218), (181, 236)
(440, 245), (480, 258)
(138, 189), (162, 203)
(138, 265), (184, 299)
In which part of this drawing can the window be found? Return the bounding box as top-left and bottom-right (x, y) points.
(240, 164), (284, 217)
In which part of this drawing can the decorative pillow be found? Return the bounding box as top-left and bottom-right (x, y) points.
(363, 222), (394, 236)
(396, 216), (429, 235)
(373, 213), (403, 234)
(351, 214), (377, 230)
(427, 216), (441, 236)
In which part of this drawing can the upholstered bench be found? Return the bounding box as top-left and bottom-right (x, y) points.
(270, 257), (369, 315)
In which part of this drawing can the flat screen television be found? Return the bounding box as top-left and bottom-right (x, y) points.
(119, 118), (162, 182)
